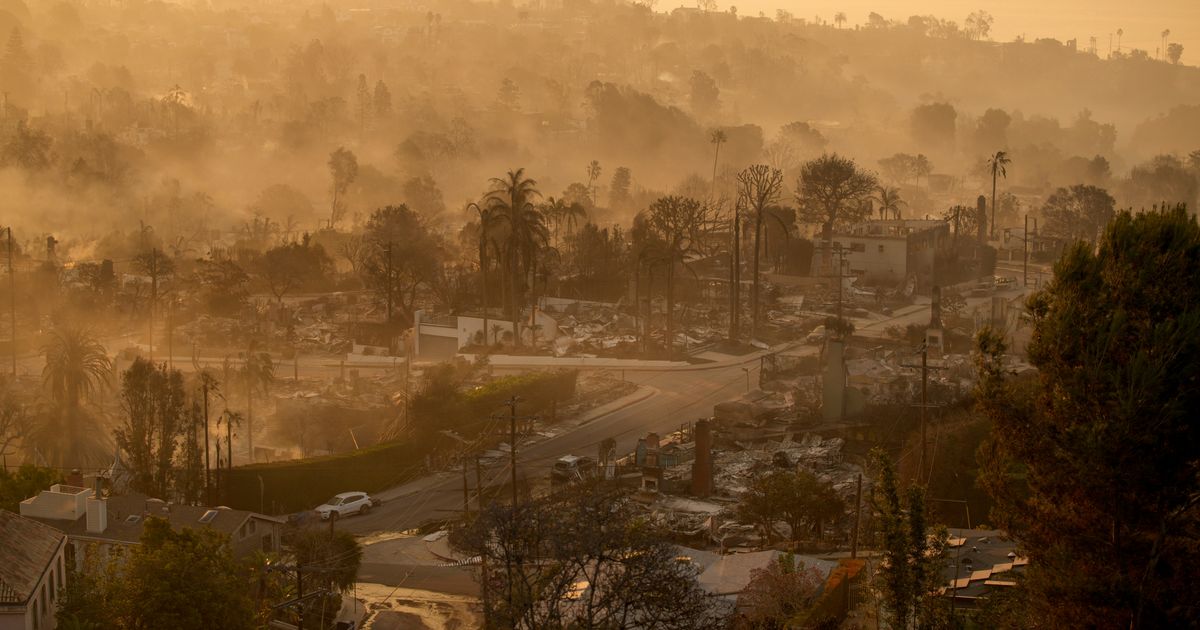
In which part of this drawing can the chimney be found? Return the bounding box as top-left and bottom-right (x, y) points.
(929, 286), (943, 329)
(86, 478), (107, 534)
(691, 420), (713, 497)
(66, 468), (83, 488)
(976, 195), (988, 244)
(644, 433), (660, 467)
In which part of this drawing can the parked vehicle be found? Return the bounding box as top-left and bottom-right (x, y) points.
(551, 455), (596, 484)
(806, 325), (827, 344)
(315, 491), (374, 520)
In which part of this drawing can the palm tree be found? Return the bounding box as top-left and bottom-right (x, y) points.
(872, 186), (907, 220)
(39, 327), (112, 466)
(467, 202), (498, 346)
(585, 160), (602, 206)
(1117, 28), (1124, 53)
(987, 151), (1011, 238)
(1161, 29), (1171, 60)
(834, 11), (847, 29)
(709, 129), (727, 197)
(484, 168), (546, 347)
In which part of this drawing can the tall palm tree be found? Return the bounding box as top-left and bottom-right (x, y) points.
(987, 151), (1011, 238)
(467, 202), (498, 345)
(485, 168), (546, 347)
(39, 327), (112, 466)
(1161, 29), (1171, 60)
(872, 186), (907, 220)
(834, 11), (847, 29)
(709, 129), (727, 197)
(1116, 28), (1123, 53)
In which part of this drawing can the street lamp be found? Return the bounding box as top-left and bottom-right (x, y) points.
(741, 366), (751, 392)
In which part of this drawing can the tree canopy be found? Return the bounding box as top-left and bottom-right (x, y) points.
(977, 206), (1200, 629)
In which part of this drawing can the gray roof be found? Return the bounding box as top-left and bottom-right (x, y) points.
(694, 549), (837, 597)
(29, 493), (283, 545)
(0, 510), (65, 605)
(942, 528), (1028, 603)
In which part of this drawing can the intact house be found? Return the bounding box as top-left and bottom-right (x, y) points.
(0, 510), (67, 630)
(813, 219), (951, 292)
(18, 483), (284, 574)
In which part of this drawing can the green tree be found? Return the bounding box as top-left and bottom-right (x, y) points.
(116, 358), (187, 499)
(609, 166), (632, 210)
(360, 204), (445, 324)
(37, 327), (112, 467)
(1040, 184), (1115, 242)
(736, 470), (844, 543)
(1166, 42), (1184, 64)
(58, 517), (257, 629)
(735, 553), (825, 629)
(689, 70), (720, 119)
(257, 238), (333, 305)
(327, 147), (358, 228)
(976, 206), (1200, 629)
(0, 464), (60, 512)
(457, 483), (722, 629)
(870, 448), (946, 630)
(796, 153), (878, 240)
(290, 527), (363, 593)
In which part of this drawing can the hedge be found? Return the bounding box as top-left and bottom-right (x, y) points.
(221, 439), (425, 514)
(464, 369), (577, 418)
(222, 370), (578, 514)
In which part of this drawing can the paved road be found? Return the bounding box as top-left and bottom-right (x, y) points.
(337, 349), (808, 535)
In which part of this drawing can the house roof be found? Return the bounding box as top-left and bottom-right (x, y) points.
(0, 510), (65, 605)
(28, 493), (283, 545)
(695, 549), (837, 597)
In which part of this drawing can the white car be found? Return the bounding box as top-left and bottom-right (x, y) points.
(315, 492), (374, 520)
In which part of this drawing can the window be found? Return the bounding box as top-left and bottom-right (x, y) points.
(49, 570), (55, 602)
(850, 242), (866, 253)
(262, 534), (274, 553)
(247, 520), (257, 535)
(878, 245), (885, 253)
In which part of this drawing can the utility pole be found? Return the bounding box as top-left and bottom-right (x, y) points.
(149, 249), (157, 362)
(295, 567), (305, 630)
(1023, 214), (1029, 287)
(729, 201), (741, 342)
(507, 396), (521, 507)
(850, 472), (862, 559)
(5, 226), (14, 378)
(203, 379), (211, 505)
(902, 345), (947, 485)
(475, 455), (484, 510)
(385, 242), (394, 323)
(246, 345), (254, 463)
(462, 457), (470, 517)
